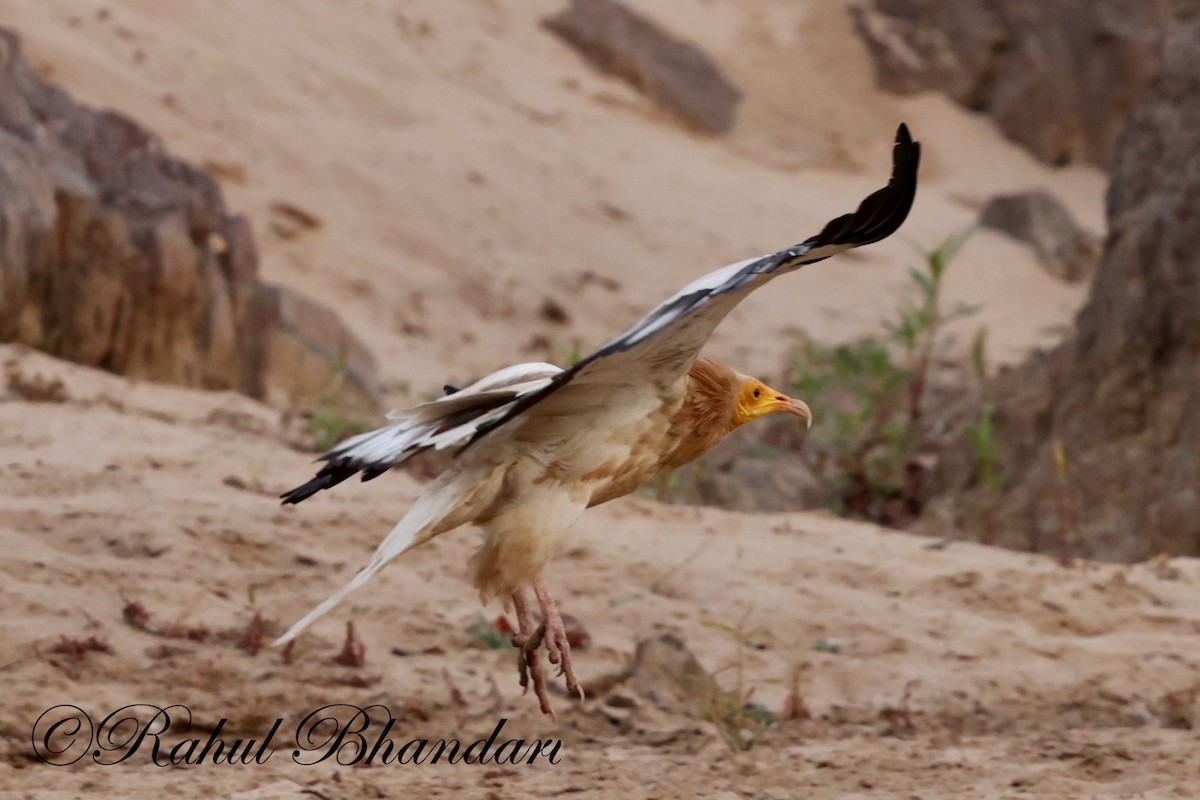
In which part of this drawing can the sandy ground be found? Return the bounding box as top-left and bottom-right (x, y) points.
(3, 348), (1200, 799)
(2, 0), (1197, 797)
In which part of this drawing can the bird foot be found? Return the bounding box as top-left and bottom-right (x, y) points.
(510, 579), (584, 718)
(533, 578), (583, 701)
(511, 624), (555, 718)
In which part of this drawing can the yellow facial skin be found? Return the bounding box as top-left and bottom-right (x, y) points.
(731, 378), (812, 430)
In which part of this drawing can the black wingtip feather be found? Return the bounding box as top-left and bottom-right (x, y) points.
(280, 477), (328, 505)
(281, 390), (520, 503)
(809, 123), (920, 250)
(279, 461), (359, 505)
(360, 464), (390, 482)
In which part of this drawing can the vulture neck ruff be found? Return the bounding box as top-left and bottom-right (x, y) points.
(661, 357), (740, 469)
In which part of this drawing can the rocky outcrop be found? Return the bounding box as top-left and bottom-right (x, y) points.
(660, 419), (825, 513)
(262, 284), (379, 410)
(850, 0), (1171, 167)
(543, 0), (741, 135)
(980, 191), (1101, 282)
(926, 14), (1200, 561)
(0, 29), (376, 409)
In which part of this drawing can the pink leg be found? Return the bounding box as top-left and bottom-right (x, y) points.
(533, 576), (583, 700)
(511, 584), (554, 718)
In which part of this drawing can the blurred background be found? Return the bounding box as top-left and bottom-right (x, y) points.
(2, 1), (1198, 796)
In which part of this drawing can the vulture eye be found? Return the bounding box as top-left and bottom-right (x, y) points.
(752, 388), (761, 398)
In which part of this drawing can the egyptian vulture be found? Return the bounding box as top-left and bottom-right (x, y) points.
(277, 125), (920, 716)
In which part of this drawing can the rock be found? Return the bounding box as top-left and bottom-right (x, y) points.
(543, 0), (741, 135)
(0, 28), (376, 409)
(980, 191), (1101, 282)
(261, 284), (380, 411)
(591, 634), (718, 718)
(927, 14), (1200, 561)
(661, 416), (825, 512)
(682, 436), (824, 512)
(850, 0), (1169, 167)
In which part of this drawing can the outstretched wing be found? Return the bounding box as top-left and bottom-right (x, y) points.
(282, 124), (918, 500)
(467, 123), (920, 447)
(280, 362), (561, 504)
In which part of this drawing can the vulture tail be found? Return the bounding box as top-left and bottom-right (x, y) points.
(273, 473), (466, 645)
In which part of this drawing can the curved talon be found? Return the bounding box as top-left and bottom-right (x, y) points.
(510, 632), (535, 692)
(512, 586), (556, 717)
(533, 576), (582, 705)
(510, 578), (583, 717)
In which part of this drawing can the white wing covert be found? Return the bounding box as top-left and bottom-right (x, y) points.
(280, 362), (560, 504)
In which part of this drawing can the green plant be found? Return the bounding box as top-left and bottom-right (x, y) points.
(532, 334), (586, 369)
(961, 403), (1004, 544)
(566, 339), (584, 366)
(308, 356), (372, 452)
(699, 606), (775, 751)
(966, 405), (1002, 492)
(385, 378), (413, 399)
(786, 228), (982, 523)
(467, 614), (510, 650)
(970, 327), (990, 382)
(641, 466), (685, 502)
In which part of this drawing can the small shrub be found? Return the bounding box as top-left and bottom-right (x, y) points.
(700, 607), (774, 751)
(308, 357), (372, 451)
(966, 405), (1002, 492)
(786, 228), (983, 524)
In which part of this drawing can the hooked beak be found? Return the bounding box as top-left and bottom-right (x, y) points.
(769, 395), (812, 429)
